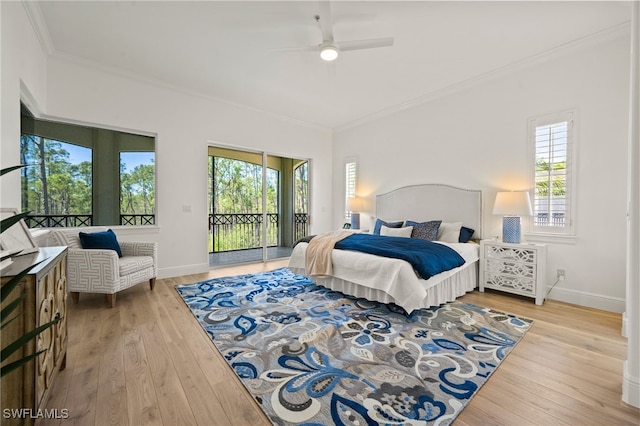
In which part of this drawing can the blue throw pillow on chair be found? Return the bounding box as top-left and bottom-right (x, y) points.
(79, 229), (123, 257)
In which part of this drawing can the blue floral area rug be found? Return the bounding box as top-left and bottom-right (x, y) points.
(176, 267), (532, 425)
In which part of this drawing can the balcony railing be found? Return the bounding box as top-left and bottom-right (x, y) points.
(294, 213), (309, 242)
(25, 212), (310, 254)
(25, 214), (93, 228)
(209, 213), (309, 253)
(25, 214), (156, 228)
(120, 214), (155, 225)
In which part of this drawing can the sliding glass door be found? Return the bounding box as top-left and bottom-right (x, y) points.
(208, 146), (309, 267)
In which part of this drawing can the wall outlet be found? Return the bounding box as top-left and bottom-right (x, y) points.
(557, 269), (566, 280)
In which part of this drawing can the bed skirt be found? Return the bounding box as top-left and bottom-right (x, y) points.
(289, 261), (478, 312)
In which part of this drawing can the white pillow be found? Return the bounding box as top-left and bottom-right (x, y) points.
(381, 225), (413, 238)
(437, 222), (463, 243)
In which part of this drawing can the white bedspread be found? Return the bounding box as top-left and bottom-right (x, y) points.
(288, 240), (479, 313)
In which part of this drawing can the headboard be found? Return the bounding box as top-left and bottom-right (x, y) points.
(375, 184), (483, 239)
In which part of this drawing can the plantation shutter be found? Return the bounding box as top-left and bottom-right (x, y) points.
(533, 114), (573, 232)
(345, 161), (356, 220)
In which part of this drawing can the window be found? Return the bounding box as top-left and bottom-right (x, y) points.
(120, 152), (156, 225)
(345, 159), (357, 221)
(529, 111), (575, 235)
(20, 104), (156, 227)
(20, 136), (93, 227)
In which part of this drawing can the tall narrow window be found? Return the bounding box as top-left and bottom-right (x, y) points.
(345, 160), (357, 221)
(530, 111), (575, 235)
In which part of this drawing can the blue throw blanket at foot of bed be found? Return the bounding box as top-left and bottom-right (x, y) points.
(334, 233), (465, 279)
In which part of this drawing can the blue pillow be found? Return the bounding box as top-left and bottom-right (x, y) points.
(405, 220), (442, 241)
(459, 226), (475, 243)
(79, 229), (123, 257)
(373, 219), (404, 235)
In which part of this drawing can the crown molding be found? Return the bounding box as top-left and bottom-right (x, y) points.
(48, 51), (331, 133)
(334, 21), (631, 133)
(21, 0), (329, 133)
(19, 0), (630, 136)
(21, 1), (55, 55)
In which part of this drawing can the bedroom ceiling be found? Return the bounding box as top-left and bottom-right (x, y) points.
(33, 1), (631, 129)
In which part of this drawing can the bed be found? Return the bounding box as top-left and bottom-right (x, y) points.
(288, 184), (483, 313)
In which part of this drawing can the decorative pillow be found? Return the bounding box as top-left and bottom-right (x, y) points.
(380, 225), (413, 238)
(405, 220), (442, 241)
(79, 229), (123, 257)
(437, 222), (463, 243)
(372, 218), (404, 235)
(459, 226), (475, 243)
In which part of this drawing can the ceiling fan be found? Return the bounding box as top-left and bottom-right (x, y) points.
(286, 1), (394, 62)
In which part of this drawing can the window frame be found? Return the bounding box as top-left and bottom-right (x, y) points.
(526, 109), (578, 242)
(344, 158), (357, 222)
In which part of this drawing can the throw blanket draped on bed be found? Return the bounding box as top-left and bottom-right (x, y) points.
(305, 230), (353, 276)
(334, 233), (465, 279)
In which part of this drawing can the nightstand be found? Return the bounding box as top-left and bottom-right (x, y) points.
(479, 240), (547, 305)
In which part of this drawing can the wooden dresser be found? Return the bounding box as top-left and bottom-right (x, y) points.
(1, 246), (68, 425)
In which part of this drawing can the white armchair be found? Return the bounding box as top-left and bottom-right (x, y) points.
(50, 227), (157, 308)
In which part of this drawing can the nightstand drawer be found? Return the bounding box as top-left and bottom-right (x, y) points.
(484, 260), (536, 295)
(485, 258), (536, 279)
(484, 245), (537, 264)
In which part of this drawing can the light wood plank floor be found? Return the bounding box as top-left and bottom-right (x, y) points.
(42, 261), (640, 426)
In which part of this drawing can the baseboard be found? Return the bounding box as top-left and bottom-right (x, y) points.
(623, 361), (640, 408)
(158, 263), (209, 279)
(546, 286), (625, 313)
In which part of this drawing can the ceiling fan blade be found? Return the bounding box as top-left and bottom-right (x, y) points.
(337, 37), (394, 52)
(318, 1), (334, 42)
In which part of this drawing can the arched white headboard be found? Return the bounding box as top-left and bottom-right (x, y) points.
(376, 184), (483, 239)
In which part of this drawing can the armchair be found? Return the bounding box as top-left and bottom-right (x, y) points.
(50, 227), (157, 308)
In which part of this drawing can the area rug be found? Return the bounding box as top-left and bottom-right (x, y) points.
(176, 267), (532, 425)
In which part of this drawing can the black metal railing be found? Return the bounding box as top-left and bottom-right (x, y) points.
(25, 214), (93, 228)
(25, 213), (156, 228)
(209, 213), (276, 253)
(209, 213), (309, 253)
(120, 214), (155, 225)
(294, 213), (309, 242)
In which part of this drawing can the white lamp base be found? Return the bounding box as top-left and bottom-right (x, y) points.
(502, 216), (521, 243)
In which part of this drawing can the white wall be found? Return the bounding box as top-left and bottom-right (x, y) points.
(333, 35), (631, 313)
(1, 3), (334, 279)
(1, 2), (48, 202)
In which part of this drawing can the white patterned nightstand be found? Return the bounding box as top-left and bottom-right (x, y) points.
(479, 240), (547, 305)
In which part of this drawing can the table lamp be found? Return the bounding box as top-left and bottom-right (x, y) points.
(493, 191), (532, 243)
(346, 197), (364, 229)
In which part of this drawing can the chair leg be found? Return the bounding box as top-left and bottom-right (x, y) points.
(70, 292), (79, 304)
(149, 277), (156, 291)
(106, 293), (116, 308)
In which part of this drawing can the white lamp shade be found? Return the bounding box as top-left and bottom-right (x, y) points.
(346, 197), (364, 212)
(493, 191), (533, 216)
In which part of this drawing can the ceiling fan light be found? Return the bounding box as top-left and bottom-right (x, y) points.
(320, 44), (339, 61)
